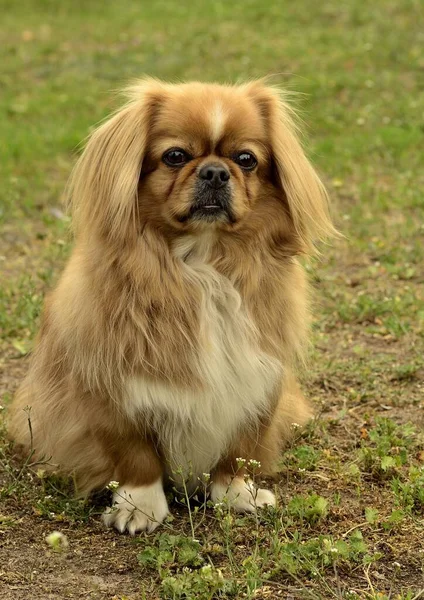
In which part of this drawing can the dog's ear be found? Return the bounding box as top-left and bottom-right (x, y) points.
(246, 81), (337, 253)
(67, 79), (164, 243)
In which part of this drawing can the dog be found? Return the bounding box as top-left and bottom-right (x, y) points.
(8, 78), (335, 534)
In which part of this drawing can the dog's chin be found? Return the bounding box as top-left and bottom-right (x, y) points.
(176, 203), (236, 225)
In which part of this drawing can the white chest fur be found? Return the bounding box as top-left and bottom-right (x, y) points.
(125, 235), (282, 483)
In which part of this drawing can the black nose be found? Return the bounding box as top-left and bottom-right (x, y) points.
(198, 163), (230, 189)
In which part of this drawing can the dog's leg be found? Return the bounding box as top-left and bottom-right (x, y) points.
(209, 424), (278, 512)
(211, 377), (311, 512)
(102, 437), (169, 535)
(210, 442), (277, 512)
(210, 470), (276, 512)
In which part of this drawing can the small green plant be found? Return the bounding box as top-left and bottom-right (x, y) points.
(286, 493), (328, 526)
(269, 530), (376, 578)
(34, 472), (97, 522)
(365, 506), (379, 524)
(391, 466), (424, 513)
(381, 509), (406, 531)
(138, 533), (235, 599)
(138, 533), (204, 573)
(161, 565), (234, 600)
(364, 505), (408, 532)
(286, 444), (322, 471)
(358, 418), (415, 477)
(0, 276), (44, 345)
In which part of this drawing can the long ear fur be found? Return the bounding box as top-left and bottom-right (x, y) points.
(66, 79), (163, 242)
(246, 81), (337, 253)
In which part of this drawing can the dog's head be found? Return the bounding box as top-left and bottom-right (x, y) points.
(68, 78), (335, 253)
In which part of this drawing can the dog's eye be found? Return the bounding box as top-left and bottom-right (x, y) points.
(233, 151), (258, 171)
(162, 148), (192, 167)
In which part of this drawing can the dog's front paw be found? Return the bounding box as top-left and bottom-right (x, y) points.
(210, 477), (276, 512)
(102, 480), (169, 534)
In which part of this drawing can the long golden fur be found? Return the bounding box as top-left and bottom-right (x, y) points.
(8, 79), (335, 533)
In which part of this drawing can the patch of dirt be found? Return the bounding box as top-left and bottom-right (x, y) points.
(0, 518), (148, 600)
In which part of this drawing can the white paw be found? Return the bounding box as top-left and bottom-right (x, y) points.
(102, 480), (169, 534)
(210, 477), (276, 512)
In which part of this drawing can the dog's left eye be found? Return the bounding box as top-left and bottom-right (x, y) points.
(162, 148), (192, 167)
(233, 151), (258, 171)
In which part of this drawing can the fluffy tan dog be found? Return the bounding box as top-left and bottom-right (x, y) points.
(8, 79), (335, 534)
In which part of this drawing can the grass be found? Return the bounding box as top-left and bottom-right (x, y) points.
(1, 0), (423, 598)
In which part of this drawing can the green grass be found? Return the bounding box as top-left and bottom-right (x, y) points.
(1, 0), (424, 598)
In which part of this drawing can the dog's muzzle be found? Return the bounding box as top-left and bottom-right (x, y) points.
(182, 162), (235, 223)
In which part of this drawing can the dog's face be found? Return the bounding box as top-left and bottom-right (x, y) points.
(139, 84), (271, 232)
(69, 79), (334, 252)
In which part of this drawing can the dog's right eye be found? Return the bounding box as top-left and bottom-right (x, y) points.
(162, 148), (192, 167)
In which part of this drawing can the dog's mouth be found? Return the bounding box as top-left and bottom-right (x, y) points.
(177, 202), (235, 224)
(191, 200), (227, 218)
(177, 187), (236, 224)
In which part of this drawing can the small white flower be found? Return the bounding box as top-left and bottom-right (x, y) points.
(45, 531), (69, 551)
(106, 480), (120, 491)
